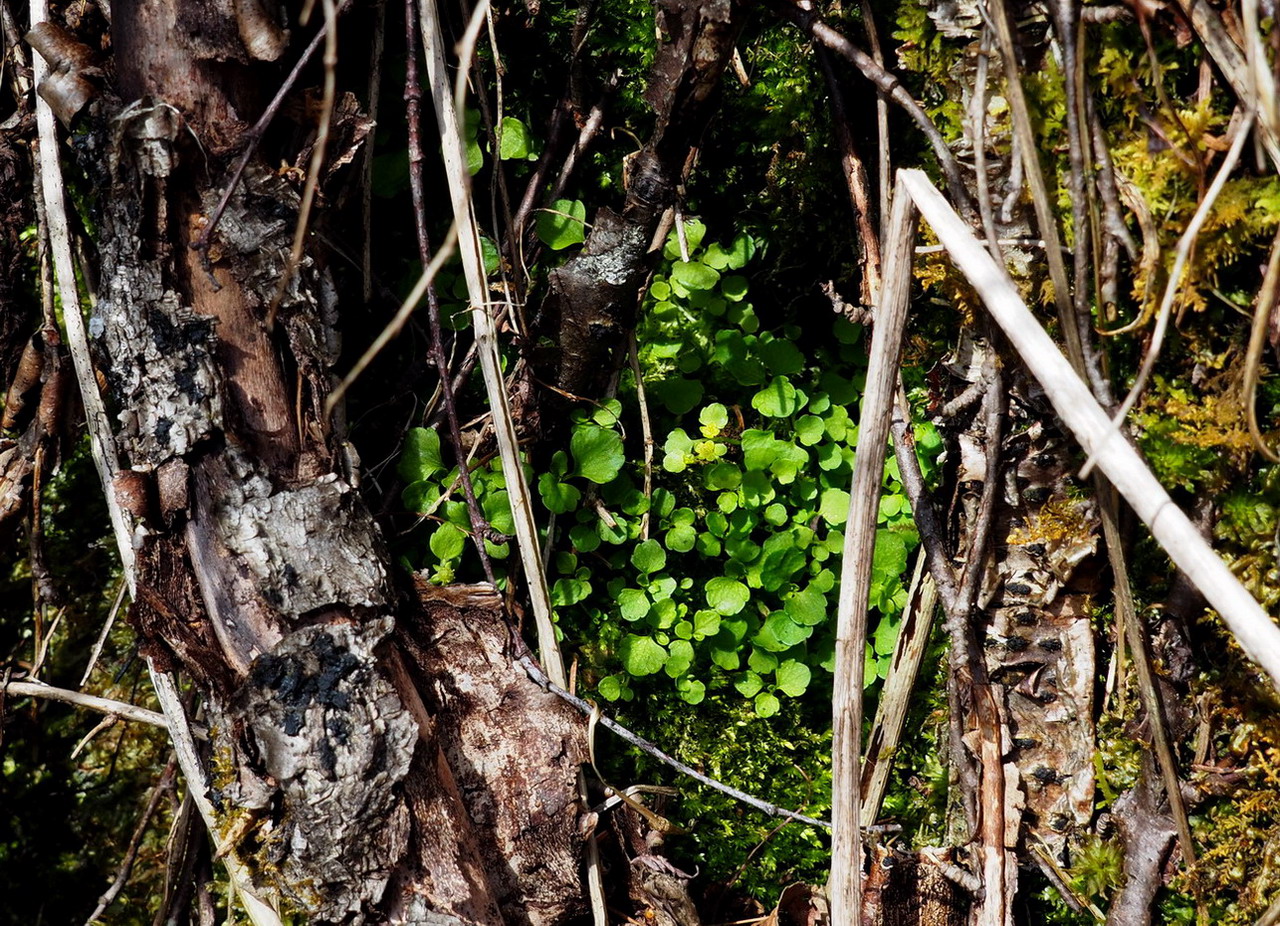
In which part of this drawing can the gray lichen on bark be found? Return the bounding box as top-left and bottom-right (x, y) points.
(95, 100), (223, 468)
(213, 448), (391, 617)
(231, 619), (418, 922)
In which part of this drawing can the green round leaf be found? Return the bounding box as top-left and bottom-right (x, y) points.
(665, 524), (697, 552)
(618, 588), (650, 621)
(785, 586), (827, 626)
(759, 612), (813, 649)
(651, 377), (704, 414)
(752, 376), (804, 418)
(402, 480), (441, 514)
(795, 415), (825, 446)
(699, 402), (730, 430)
(755, 691), (781, 717)
(692, 609), (722, 638)
(631, 539), (667, 574)
(570, 423), (625, 484)
(820, 487), (852, 526)
(705, 577), (749, 615)
(598, 674), (625, 701)
(735, 671), (764, 697)
(498, 115), (532, 160)
(538, 472), (582, 514)
(430, 522), (466, 561)
(570, 522), (601, 553)
(664, 639), (695, 677)
(775, 660), (812, 697)
(704, 462), (742, 491)
(873, 616), (901, 656)
(721, 275), (749, 302)
(536, 198), (587, 250)
(398, 427), (445, 483)
(551, 577), (590, 607)
(677, 678), (706, 704)
(620, 634), (667, 676)
(758, 339), (805, 375)
(670, 259), (720, 294)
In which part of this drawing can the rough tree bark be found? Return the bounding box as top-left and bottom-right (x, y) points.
(35, 1), (589, 922)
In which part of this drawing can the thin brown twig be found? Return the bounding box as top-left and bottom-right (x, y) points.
(891, 385), (961, 615)
(1243, 226), (1280, 462)
(628, 334), (655, 541)
(955, 357), (1004, 612)
(1052, 0), (1114, 406)
(987, 0), (1087, 383)
(81, 579), (128, 687)
(518, 655), (830, 829)
(83, 758), (178, 926)
(857, 0), (891, 226)
(405, 0), (495, 583)
(1100, 475), (1199, 871)
(773, 0), (974, 216)
(191, 4), (350, 254)
(361, 0), (387, 304)
(968, 25), (1002, 255)
(266, 0), (339, 329)
(816, 45), (882, 304)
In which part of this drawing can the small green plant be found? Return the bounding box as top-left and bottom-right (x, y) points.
(398, 222), (931, 715)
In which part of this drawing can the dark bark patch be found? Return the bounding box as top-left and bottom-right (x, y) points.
(230, 619), (417, 923)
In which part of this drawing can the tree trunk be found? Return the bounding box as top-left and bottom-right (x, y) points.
(62, 1), (588, 922)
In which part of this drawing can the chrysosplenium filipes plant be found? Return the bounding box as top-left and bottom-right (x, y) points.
(397, 222), (936, 714)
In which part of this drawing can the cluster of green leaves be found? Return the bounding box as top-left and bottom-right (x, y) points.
(398, 223), (934, 717)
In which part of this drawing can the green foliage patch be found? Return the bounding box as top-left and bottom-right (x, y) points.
(399, 224), (926, 717)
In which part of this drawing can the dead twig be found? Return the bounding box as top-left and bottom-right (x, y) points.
(1243, 226), (1280, 462)
(403, 0), (495, 581)
(4, 678), (171, 728)
(518, 656), (830, 830)
(860, 550), (939, 826)
(774, 0), (973, 217)
(900, 167), (1280, 695)
(81, 578), (128, 686)
(192, 3), (350, 254)
(1095, 478), (1197, 867)
(829, 176), (918, 926)
(1081, 110), (1254, 478)
(83, 758), (178, 926)
(816, 45), (882, 304)
(265, 0), (339, 329)
(628, 334), (655, 541)
(987, 0), (1088, 385)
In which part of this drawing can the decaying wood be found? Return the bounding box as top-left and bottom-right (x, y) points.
(862, 845), (968, 926)
(830, 180), (919, 926)
(1106, 770), (1177, 926)
(21, 0), (602, 920)
(861, 556), (938, 827)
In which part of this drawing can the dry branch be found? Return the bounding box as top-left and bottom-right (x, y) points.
(899, 168), (1280, 695)
(4, 679), (170, 728)
(829, 175), (919, 926)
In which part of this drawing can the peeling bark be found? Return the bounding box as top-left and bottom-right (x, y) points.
(395, 582), (588, 925)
